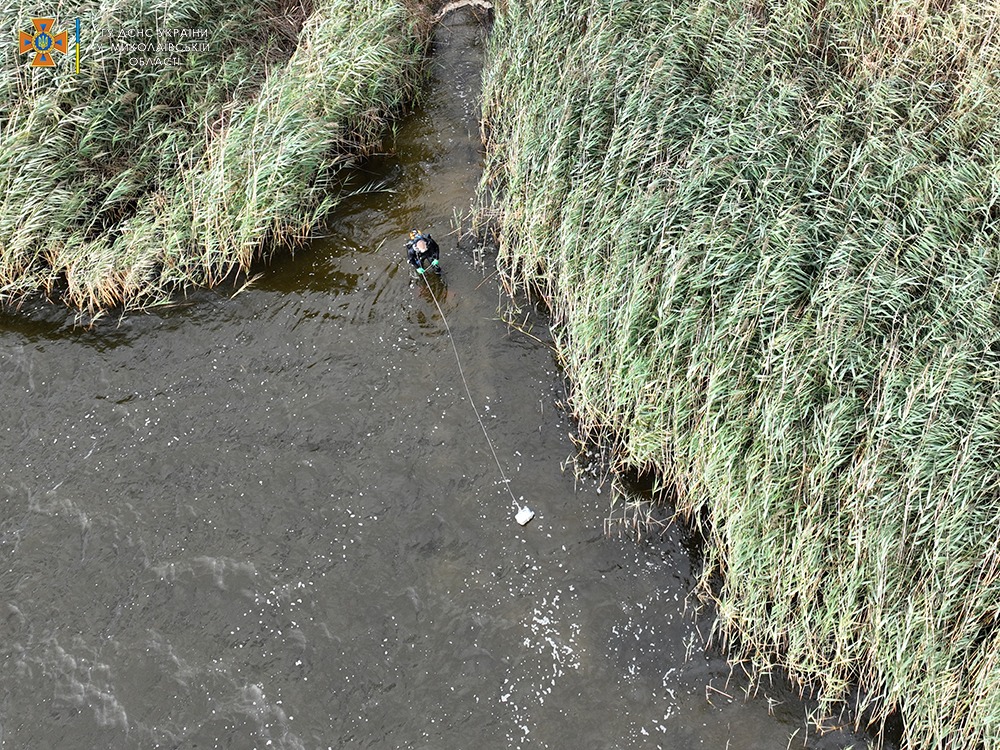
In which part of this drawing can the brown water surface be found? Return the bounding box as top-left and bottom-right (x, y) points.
(0, 12), (875, 749)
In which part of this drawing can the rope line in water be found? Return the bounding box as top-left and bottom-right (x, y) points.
(419, 272), (526, 518)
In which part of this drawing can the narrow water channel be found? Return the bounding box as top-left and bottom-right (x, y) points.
(0, 11), (874, 749)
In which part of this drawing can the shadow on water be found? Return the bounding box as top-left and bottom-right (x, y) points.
(0, 9), (886, 750)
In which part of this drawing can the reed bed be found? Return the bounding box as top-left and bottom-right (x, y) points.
(0, 0), (430, 311)
(477, 0), (1000, 746)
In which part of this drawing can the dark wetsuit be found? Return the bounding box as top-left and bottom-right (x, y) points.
(406, 234), (440, 272)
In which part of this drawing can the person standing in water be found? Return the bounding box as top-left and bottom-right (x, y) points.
(406, 230), (441, 275)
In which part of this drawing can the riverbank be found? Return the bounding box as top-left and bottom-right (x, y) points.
(476, 1), (1000, 746)
(1, 10), (862, 747)
(1, 0), (431, 312)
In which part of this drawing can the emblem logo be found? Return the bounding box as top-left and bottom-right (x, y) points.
(18, 18), (69, 67)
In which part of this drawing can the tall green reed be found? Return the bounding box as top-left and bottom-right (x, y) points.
(478, 1), (1000, 746)
(0, 0), (430, 311)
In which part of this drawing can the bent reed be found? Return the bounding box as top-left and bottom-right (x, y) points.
(478, 0), (1000, 746)
(0, 0), (430, 311)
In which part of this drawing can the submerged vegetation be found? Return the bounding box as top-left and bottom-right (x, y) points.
(478, 0), (1000, 745)
(0, 0), (430, 311)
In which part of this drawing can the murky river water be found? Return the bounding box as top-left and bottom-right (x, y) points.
(1, 12), (875, 750)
